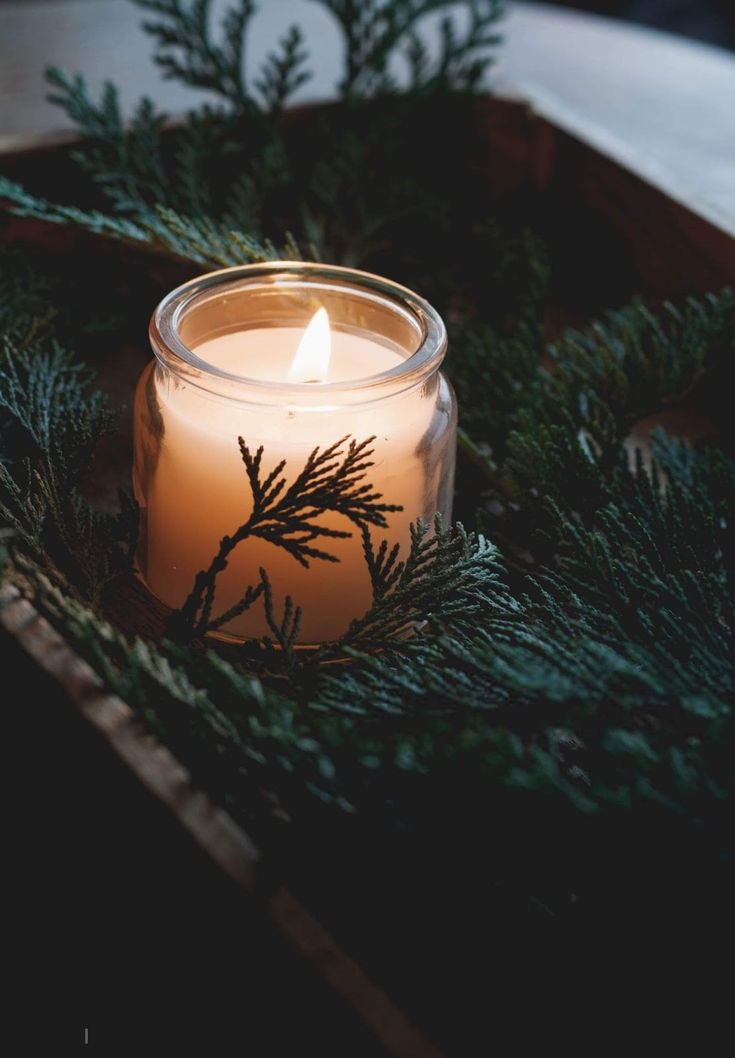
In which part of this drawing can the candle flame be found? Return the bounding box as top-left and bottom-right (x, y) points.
(287, 307), (331, 383)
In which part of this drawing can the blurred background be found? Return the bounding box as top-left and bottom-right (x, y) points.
(0, 1), (733, 49)
(3, 1), (733, 216)
(545, 1), (735, 48)
(2, 1), (733, 237)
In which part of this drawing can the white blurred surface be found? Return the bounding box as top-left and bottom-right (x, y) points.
(1, 0), (733, 234)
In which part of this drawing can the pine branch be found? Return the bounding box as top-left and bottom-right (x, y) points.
(321, 517), (507, 655)
(314, 0), (504, 98)
(3, 51), (301, 264)
(477, 289), (735, 561)
(254, 26), (312, 115)
(543, 293), (735, 448)
(1, 0), (505, 274)
(260, 568), (302, 658)
(204, 577), (265, 636)
(14, 564), (355, 817)
(45, 64), (277, 223)
(0, 178), (295, 267)
(167, 435), (403, 641)
(46, 68), (170, 210)
(134, 0), (256, 110)
(145, 205), (300, 265)
(0, 313), (134, 599)
(419, 0), (505, 92)
(311, 438), (734, 816)
(451, 288), (735, 529)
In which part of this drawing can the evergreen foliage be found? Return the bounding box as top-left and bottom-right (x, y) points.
(1, 239), (732, 838)
(0, 250), (136, 600)
(0, 0), (506, 266)
(316, 0), (503, 96)
(1, 0), (734, 881)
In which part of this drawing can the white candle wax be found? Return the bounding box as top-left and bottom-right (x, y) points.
(195, 327), (401, 382)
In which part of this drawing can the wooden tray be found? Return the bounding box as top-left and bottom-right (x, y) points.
(3, 97), (734, 1053)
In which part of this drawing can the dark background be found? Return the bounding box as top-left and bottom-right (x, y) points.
(3, 0), (735, 49)
(545, 0), (735, 47)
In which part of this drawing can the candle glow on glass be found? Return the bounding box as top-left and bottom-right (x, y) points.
(133, 264), (456, 645)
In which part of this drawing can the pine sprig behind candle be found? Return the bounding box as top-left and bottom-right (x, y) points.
(319, 0), (504, 97)
(135, 0), (503, 104)
(255, 27), (312, 116)
(0, 177), (299, 268)
(0, 0), (506, 271)
(136, 0), (259, 110)
(45, 68), (171, 210)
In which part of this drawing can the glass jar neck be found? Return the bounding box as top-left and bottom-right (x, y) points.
(149, 262), (447, 408)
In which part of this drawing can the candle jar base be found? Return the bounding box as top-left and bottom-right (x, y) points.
(133, 263), (456, 645)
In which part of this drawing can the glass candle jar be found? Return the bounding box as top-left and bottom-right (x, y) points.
(133, 262), (456, 644)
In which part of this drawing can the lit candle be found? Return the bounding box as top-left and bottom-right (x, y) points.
(133, 263), (456, 644)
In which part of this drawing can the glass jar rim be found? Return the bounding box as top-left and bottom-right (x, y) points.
(149, 261), (447, 406)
